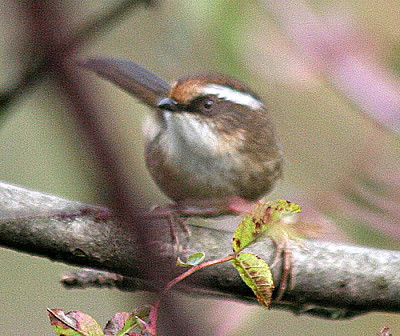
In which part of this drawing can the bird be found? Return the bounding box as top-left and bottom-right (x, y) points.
(79, 58), (283, 218)
(80, 58), (292, 301)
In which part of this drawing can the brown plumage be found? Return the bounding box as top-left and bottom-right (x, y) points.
(80, 59), (283, 215)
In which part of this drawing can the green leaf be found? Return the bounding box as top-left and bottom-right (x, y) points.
(104, 306), (151, 336)
(232, 252), (274, 308)
(48, 309), (104, 336)
(232, 200), (301, 253)
(176, 252), (205, 267)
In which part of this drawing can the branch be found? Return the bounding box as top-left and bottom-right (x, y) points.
(262, 0), (400, 135)
(0, 0), (156, 116)
(1, 181), (400, 318)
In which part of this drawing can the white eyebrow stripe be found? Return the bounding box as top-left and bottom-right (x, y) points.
(200, 84), (263, 110)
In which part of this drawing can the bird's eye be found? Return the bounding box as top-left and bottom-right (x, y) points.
(203, 99), (214, 110)
(186, 96), (216, 114)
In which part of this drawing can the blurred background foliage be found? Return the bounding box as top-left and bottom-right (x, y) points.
(0, 0), (399, 335)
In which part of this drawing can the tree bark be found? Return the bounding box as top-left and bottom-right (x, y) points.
(1, 181), (400, 318)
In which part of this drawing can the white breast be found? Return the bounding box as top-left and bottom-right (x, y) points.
(164, 111), (221, 156)
(143, 110), (242, 193)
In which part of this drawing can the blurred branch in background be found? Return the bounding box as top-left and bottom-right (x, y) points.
(262, 0), (400, 134)
(327, 159), (400, 241)
(0, 1), (197, 335)
(261, 0), (400, 243)
(0, 0), (157, 119)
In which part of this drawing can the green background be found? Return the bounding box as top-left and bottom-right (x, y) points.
(1, 0), (399, 335)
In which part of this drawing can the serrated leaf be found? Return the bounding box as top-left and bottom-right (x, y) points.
(48, 309), (103, 336)
(232, 200), (301, 252)
(232, 252), (274, 308)
(176, 252), (205, 267)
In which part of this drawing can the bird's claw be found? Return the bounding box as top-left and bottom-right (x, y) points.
(271, 238), (295, 302)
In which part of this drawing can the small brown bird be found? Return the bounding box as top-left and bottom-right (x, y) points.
(80, 58), (283, 217)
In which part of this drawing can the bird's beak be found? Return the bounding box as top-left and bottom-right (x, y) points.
(157, 97), (179, 111)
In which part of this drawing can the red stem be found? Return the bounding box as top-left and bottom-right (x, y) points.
(146, 254), (236, 334)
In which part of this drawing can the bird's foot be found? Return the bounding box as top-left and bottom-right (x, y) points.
(146, 204), (191, 254)
(270, 238), (295, 302)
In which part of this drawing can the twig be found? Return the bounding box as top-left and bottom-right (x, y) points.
(0, 0), (156, 116)
(147, 255), (236, 333)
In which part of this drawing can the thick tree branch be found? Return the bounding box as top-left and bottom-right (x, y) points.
(1, 181), (400, 318)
